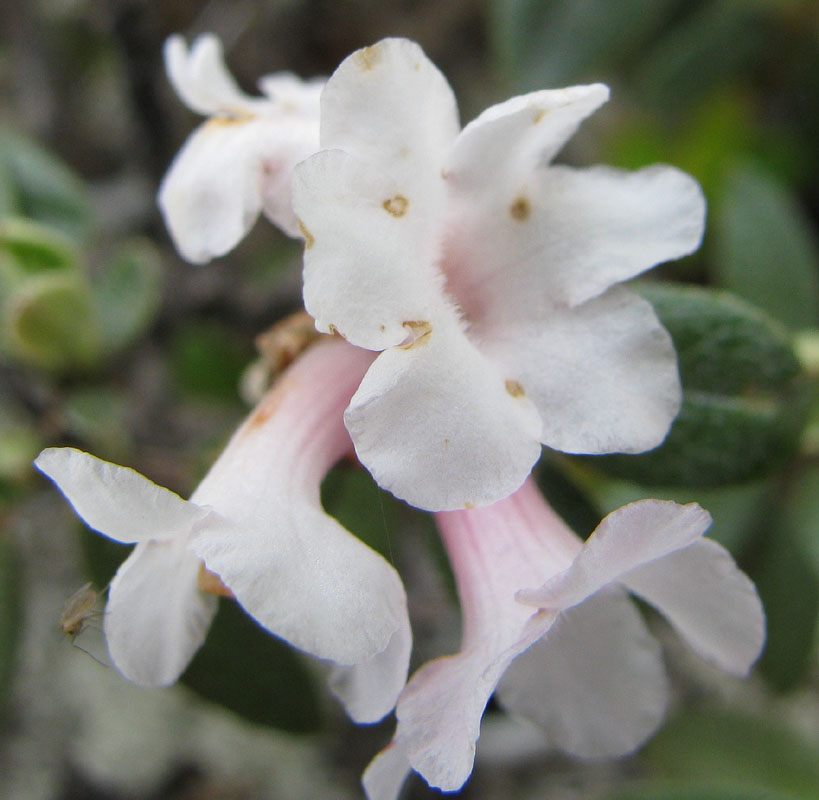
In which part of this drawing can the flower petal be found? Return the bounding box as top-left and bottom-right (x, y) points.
(446, 162), (704, 316)
(34, 447), (209, 544)
(363, 738), (413, 800)
(320, 38), (459, 196)
(387, 480), (577, 791)
(104, 536), (217, 687)
(345, 317), (543, 510)
(497, 587), (669, 758)
(159, 112), (318, 263)
(446, 84), (610, 196)
(293, 149), (447, 350)
(188, 339), (410, 666)
(164, 34), (256, 116)
(481, 287), (681, 455)
(328, 611), (412, 723)
(519, 500), (712, 610)
(622, 538), (766, 675)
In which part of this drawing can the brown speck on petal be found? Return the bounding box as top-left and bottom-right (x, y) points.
(509, 197), (531, 221)
(298, 219), (315, 249)
(533, 108), (547, 124)
(354, 44), (382, 70)
(198, 564), (234, 597)
(383, 195), (409, 217)
(505, 379), (525, 398)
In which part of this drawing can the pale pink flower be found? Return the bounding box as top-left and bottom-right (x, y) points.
(35, 338), (409, 723)
(159, 34), (324, 263)
(363, 479), (765, 797)
(292, 38), (705, 512)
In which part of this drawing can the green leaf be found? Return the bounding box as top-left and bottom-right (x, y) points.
(63, 386), (131, 459)
(0, 386), (42, 484)
(0, 128), (91, 239)
(713, 162), (819, 329)
(169, 321), (252, 402)
(635, 3), (768, 115)
(321, 462), (399, 562)
(642, 707), (819, 800)
(181, 598), (322, 733)
(91, 237), (162, 353)
(785, 465), (819, 578)
(612, 782), (800, 800)
(751, 522), (819, 691)
(0, 216), (80, 274)
(582, 284), (806, 486)
(489, 0), (676, 89)
(4, 273), (104, 372)
(0, 531), (21, 710)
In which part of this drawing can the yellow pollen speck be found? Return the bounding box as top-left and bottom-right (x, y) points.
(206, 112), (255, 128)
(509, 196), (531, 221)
(399, 320), (432, 348)
(354, 44), (382, 70)
(383, 195), (409, 217)
(533, 108), (547, 123)
(505, 379), (525, 398)
(297, 219), (315, 249)
(465, 502), (475, 509)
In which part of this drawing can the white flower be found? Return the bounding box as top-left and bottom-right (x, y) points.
(292, 38), (706, 512)
(363, 479), (765, 797)
(35, 338), (410, 724)
(158, 34), (324, 263)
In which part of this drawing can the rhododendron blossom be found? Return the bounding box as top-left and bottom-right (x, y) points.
(159, 33), (324, 263)
(363, 481), (765, 798)
(35, 338), (410, 724)
(293, 38), (706, 512)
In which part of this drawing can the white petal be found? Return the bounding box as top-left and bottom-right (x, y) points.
(191, 509), (408, 665)
(320, 38), (459, 196)
(345, 317), (543, 511)
(498, 588), (669, 758)
(158, 113), (317, 263)
(188, 339), (410, 666)
(623, 538), (766, 675)
(328, 612), (412, 723)
(104, 536), (217, 687)
(445, 163), (704, 316)
(446, 84), (610, 195)
(519, 500), (712, 610)
(34, 447), (209, 544)
(363, 738), (413, 800)
(293, 149), (447, 349)
(164, 34), (256, 116)
(481, 287), (681, 455)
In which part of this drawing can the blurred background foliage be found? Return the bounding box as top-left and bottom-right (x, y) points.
(0, 0), (818, 798)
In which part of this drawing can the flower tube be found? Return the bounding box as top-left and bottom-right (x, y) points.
(363, 479), (765, 797)
(35, 337), (410, 723)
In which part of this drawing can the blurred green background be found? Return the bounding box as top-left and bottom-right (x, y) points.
(1, 1), (818, 798)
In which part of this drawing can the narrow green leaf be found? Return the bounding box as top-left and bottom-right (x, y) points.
(489, 0), (676, 89)
(713, 162), (819, 329)
(0, 128), (91, 239)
